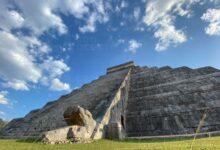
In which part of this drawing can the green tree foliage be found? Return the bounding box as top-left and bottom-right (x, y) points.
(0, 118), (7, 135)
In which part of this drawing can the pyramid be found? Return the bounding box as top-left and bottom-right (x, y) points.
(2, 61), (220, 142)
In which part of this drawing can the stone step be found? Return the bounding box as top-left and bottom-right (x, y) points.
(128, 89), (220, 105)
(131, 66), (218, 82)
(130, 66), (192, 80)
(131, 66), (218, 81)
(126, 104), (220, 118)
(129, 81), (220, 99)
(126, 123), (220, 137)
(127, 91), (220, 113)
(130, 71), (220, 90)
(125, 108), (220, 137)
(128, 86), (220, 103)
(126, 99), (220, 116)
(126, 130), (220, 139)
(130, 67), (159, 78)
(129, 84), (216, 99)
(130, 72), (220, 92)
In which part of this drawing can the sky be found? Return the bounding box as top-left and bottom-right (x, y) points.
(0, 0), (220, 120)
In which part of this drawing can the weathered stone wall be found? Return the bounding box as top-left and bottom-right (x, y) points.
(126, 66), (220, 137)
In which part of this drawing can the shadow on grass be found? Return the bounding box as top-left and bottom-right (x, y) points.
(108, 136), (196, 144)
(16, 138), (41, 143)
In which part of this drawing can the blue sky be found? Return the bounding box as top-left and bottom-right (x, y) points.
(0, 0), (220, 120)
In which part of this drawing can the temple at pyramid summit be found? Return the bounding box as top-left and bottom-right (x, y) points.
(2, 61), (220, 143)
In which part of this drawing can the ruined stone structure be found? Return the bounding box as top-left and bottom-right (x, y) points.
(2, 61), (220, 143)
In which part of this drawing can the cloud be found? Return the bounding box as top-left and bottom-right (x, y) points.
(0, 31), (42, 84)
(40, 57), (70, 79)
(121, 1), (129, 8)
(7, 0), (110, 35)
(50, 78), (70, 91)
(0, 0), (79, 91)
(143, 0), (204, 51)
(78, 0), (109, 33)
(0, 0), (110, 35)
(59, 0), (89, 19)
(117, 39), (125, 44)
(126, 39), (142, 54)
(79, 13), (98, 33)
(75, 34), (79, 40)
(39, 57), (71, 91)
(0, 91), (9, 105)
(134, 7), (141, 20)
(74, 0), (109, 33)
(15, 0), (67, 35)
(0, 9), (24, 32)
(0, 0), (111, 92)
(115, 0), (128, 13)
(154, 16), (186, 51)
(0, 30), (70, 91)
(0, 111), (5, 116)
(0, 1), (24, 31)
(14, 0), (110, 34)
(201, 8), (220, 36)
(3, 80), (29, 91)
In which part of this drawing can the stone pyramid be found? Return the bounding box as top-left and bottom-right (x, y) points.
(2, 61), (220, 142)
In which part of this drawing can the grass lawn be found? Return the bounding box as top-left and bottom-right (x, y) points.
(0, 136), (220, 150)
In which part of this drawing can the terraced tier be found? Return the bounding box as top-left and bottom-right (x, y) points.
(125, 66), (220, 137)
(2, 69), (130, 139)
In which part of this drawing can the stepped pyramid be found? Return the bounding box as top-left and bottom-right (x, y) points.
(2, 61), (220, 142)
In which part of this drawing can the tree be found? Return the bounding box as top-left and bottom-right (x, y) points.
(0, 118), (7, 133)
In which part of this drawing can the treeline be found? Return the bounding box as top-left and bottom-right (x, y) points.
(0, 119), (7, 135)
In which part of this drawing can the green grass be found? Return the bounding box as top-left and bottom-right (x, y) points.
(0, 136), (220, 150)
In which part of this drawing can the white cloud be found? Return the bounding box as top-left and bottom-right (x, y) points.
(0, 111), (5, 116)
(0, 31), (42, 84)
(143, 0), (203, 51)
(79, 13), (97, 33)
(39, 57), (71, 91)
(59, 0), (89, 19)
(134, 7), (141, 20)
(0, 0), (111, 92)
(50, 78), (70, 91)
(118, 39), (125, 44)
(75, 34), (79, 40)
(40, 57), (70, 79)
(75, 0), (109, 33)
(3, 80), (29, 91)
(0, 91), (9, 105)
(1, 0), (110, 35)
(0, 30), (70, 91)
(154, 16), (186, 51)
(39, 45), (52, 54)
(115, 0), (128, 13)
(15, 0), (67, 35)
(0, 0), (24, 31)
(121, 1), (129, 8)
(126, 39), (142, 54)
(0, 10), (24, 32)
(201, 8), (220, 36)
